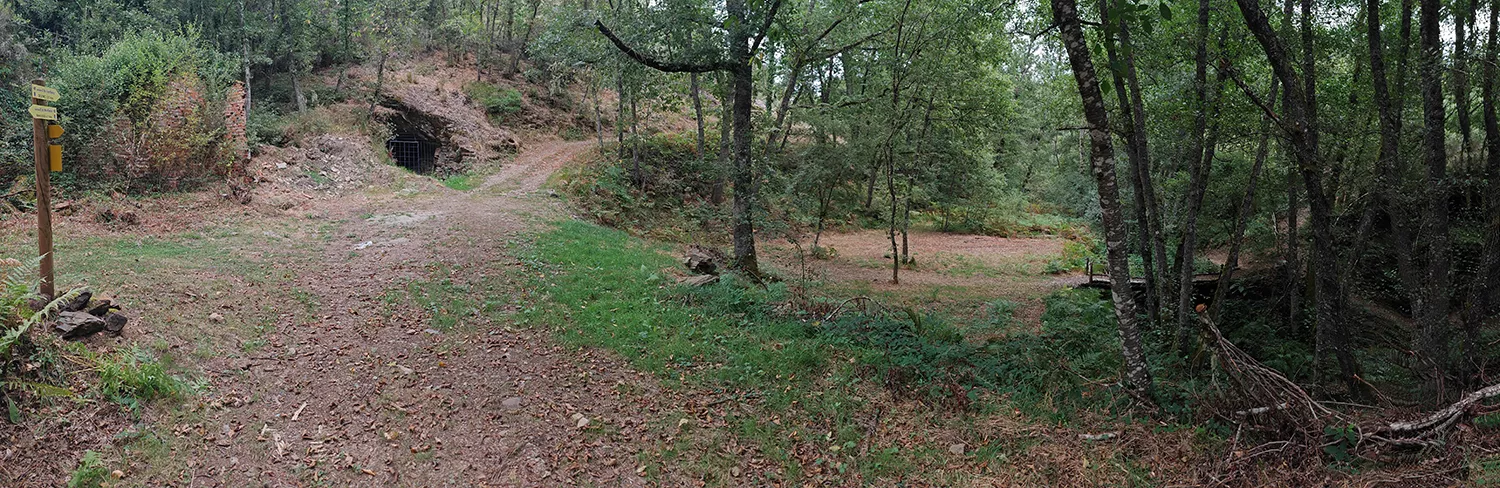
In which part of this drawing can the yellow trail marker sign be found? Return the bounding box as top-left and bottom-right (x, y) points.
(29, 105), (57, 121)
(30, 85), (60, 102)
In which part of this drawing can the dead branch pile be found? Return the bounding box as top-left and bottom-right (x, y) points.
(1199, 313), (1499, 451)
(1200, 314), (1338, 432)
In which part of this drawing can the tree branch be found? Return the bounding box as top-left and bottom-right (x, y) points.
(750, 0), (787, 56)
(1370, 382), (1500, 441)
(1222, 60), (1288, 130)
(595, 20), (727, 73)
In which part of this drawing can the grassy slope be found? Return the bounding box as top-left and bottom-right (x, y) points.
(515, 219), (1186, 486)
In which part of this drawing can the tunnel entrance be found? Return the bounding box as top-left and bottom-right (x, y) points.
(386, 134), (439, 174)
(378, 97), (467, 176)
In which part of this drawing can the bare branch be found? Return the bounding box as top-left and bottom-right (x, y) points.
(1370, 382), (1500, 440)
(595, 20), (727, 73)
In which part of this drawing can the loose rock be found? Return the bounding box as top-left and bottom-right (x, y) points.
(86, 299), (114, 317)
(103, 312), (129, 336)
(683, 245), (726, 275)
(54, 311), (106, 340)
(676, 275), (718, 287)
(63, 290), (92, 313)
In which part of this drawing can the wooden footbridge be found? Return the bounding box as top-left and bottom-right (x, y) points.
(1079, 260), (1222, 292)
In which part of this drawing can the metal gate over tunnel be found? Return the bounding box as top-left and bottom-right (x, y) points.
(387, 135), (438, 174)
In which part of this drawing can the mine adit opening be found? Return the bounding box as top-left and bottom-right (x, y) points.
(379, 97), (465, 176)
(386, 134), (439, 174)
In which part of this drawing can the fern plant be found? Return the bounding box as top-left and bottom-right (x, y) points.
(0, 257), (77, 363)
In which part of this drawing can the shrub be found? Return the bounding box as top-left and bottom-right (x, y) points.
(565, 133), (728, 239)
(1044, 238), (1100, 274)
(0, 258), (74, 361)
(824, 310), (997, 407)
(97, 73), (223, 190)
(246, 108), (290, 149)
(463, 82), (522, 120)
(984, 289), (1129, 420)
(49, 29), (236, 193)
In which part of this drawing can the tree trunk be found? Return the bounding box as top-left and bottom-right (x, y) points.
(715, 73), (731, 205)
(1365, 0), (1424, 348)
(508, 0), (541, 75)
(1454, 0), (1475, 167)
(813, 186), (831, 250)
(1053, 0), (1154, 401)
(887, 147), (900, 284)
(727, 0), (761, 275)
(593, 0), (778, 276)
(1464, 0), (1500, 381)
(1235, 0), (1360, 394)
(1210, 77), (1279, 323)
(293, 73), (307, 113)
(593, 74), (605, 150)
(504, 0), (515, 46)
(616, 69), (626, 159)
(630, 89), (642, 186)
(1122, 14), (1167, 323)
(368, 48), (389, 118)
(241, 0), (252, 115)
(1416, 0), (1452, 404)
(1175, 0), (1219, 352)
(768, 56), (805, 156)
(1101, 0), (1162, 326)
(1280, 0), (1301, 334)
(691, 72), (705, 156)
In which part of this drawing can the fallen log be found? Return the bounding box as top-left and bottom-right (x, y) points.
(1366, 382), (1500, 445)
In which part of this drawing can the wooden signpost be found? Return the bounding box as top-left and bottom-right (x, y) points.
(31, 79), (57, 298)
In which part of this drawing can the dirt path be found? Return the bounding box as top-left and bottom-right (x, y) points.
(483, 138), (596, 194)
(163, 139), (677, 487)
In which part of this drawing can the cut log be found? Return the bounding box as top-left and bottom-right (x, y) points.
(54, 311), (106, 340)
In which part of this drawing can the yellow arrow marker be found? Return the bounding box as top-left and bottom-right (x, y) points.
(48, 125), (64, 139)
(29, 105), (57, 121)
(30, 85), (60, 102)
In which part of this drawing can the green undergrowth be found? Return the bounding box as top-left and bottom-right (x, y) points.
(518, 220), (1163, 482)
(463, 82), (522, 123)
(442, 173), (480, 191)
(67, 450), (110, 488)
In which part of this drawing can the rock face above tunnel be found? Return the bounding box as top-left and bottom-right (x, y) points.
(375, 81), (520, 174)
